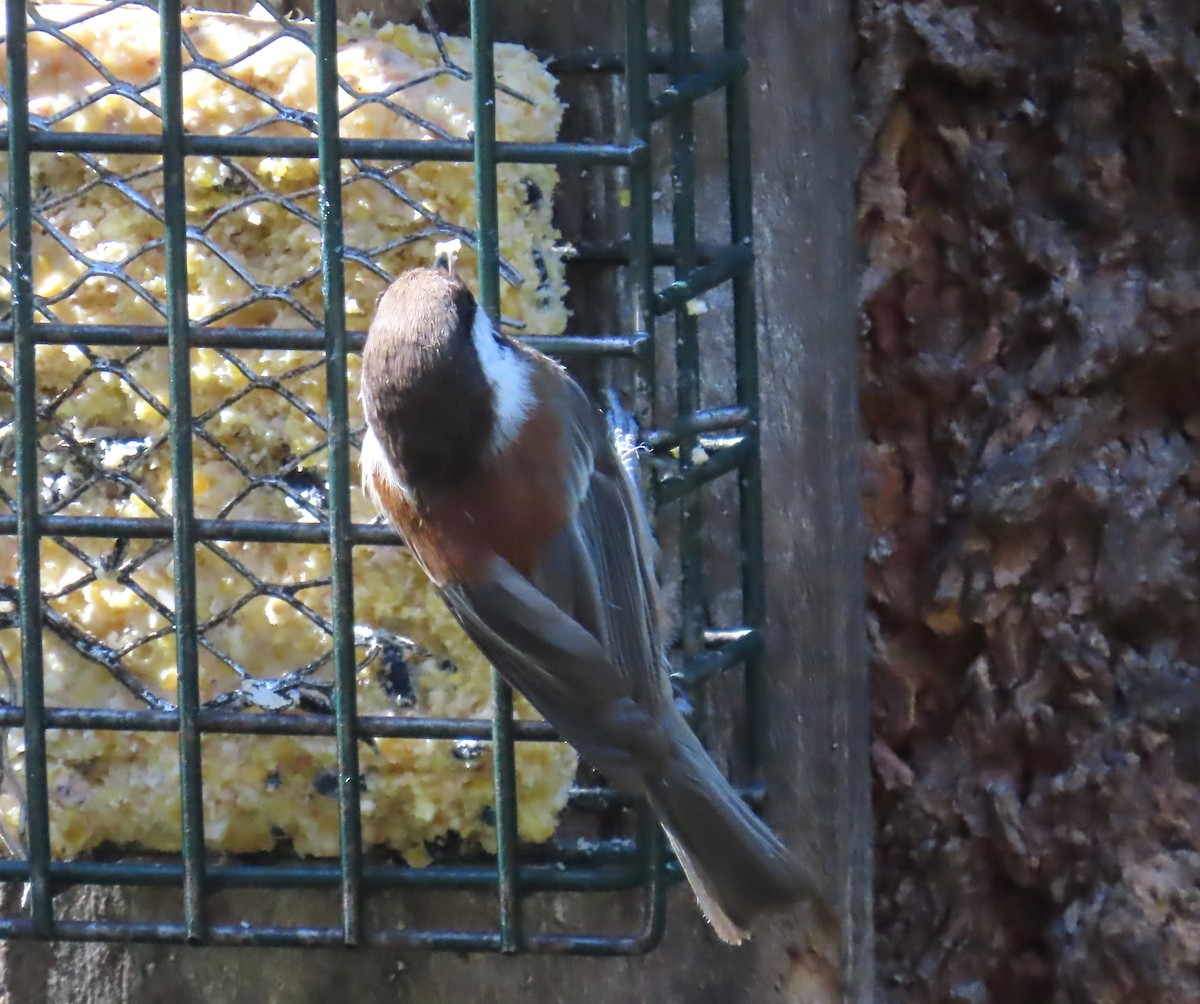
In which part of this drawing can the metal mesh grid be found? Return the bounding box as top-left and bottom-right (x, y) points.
(0, 0), (762, 954)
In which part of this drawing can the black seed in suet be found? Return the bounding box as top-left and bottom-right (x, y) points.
(379, 645), (417, 706)
(312, 769), (338, 797)
(522, 177), (543, 207)
(531, 246), (551, 291)
(266, 769), (282, 791)
(282, 467), (329, 513)
(296, 688), (334, 714)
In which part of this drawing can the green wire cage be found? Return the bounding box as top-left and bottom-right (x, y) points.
(0, 0), (763, 954)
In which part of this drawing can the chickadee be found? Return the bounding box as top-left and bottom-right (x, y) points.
(359, 253), (810, 944)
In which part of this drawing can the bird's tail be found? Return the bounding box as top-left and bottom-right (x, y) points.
(644, 711), (815, 944)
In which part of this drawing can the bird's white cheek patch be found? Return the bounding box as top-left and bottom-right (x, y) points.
(471, 306), (533, 453)
(360, 427), (412, 504)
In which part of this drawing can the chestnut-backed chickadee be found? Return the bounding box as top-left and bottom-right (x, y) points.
(359, 252), (811, 943)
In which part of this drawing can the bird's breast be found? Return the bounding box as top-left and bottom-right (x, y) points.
(366, 391), (574, 586)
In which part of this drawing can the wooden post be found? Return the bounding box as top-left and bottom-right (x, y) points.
(0, 0), (870, 999)
(744, 0), (873, 995)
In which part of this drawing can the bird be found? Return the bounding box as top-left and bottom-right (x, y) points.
(358, 248), (812, 944)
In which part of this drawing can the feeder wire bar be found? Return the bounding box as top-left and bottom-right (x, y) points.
(669, 0), (703, 710)
(467, 0), (523, 953)
(656, 435), (756, 505)
(648, 50), (748, 121)
(2, 130), (642, 165)
(0, 915), (665, 954)
(313, 0), (364, 946)
(0, 322), (652, 359)
(157, 0), (209, 942)
(625, 0), (668, 945)
(653, 243), (753, 315)
(5, 0), (54, 939)
(722, 0), (768, 773)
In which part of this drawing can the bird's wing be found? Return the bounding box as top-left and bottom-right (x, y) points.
(433, 359), (674, 784)
(440, 558), (669, 788)
(533, 366), (671, 710)
(566, 427), (672, 710)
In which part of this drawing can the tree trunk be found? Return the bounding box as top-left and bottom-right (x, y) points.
(858, 1), (1200, 1000)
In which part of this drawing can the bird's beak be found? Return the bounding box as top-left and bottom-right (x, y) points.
(433, 238), (462, 276)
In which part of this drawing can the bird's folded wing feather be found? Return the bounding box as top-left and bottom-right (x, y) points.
(546, 370), (670, 706)
(433, 363), (674, 784)
(440, 559), (669, 786)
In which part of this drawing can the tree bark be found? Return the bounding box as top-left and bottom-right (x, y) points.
(858, 0), (1200, 1000)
